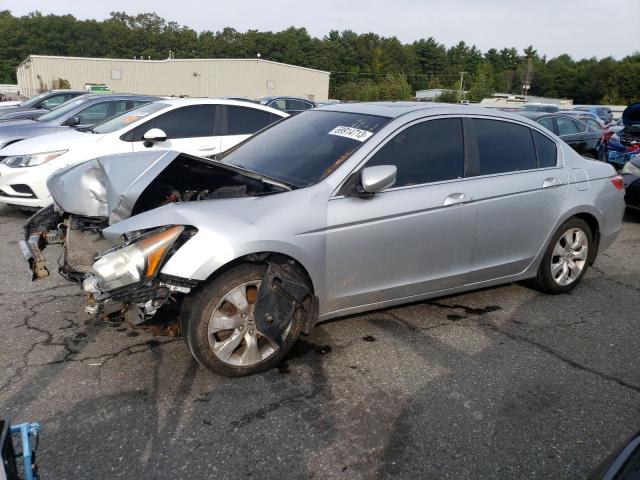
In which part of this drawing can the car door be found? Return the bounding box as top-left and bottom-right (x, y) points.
(465, 117), (568, 282)
(218, 105), (281, 153)
(131, 105), (220, 156)
(325, 117), (476, 313)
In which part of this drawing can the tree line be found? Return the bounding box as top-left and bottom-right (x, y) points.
(0, 10), (638, 104)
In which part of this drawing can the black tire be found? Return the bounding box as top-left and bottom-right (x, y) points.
(529, 217), (593, 294)
(183, 263), (304, 377)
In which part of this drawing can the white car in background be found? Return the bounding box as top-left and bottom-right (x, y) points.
(0, 98), (288, 208)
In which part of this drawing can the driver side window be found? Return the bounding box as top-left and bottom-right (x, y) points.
(128, 105), (218, 141)
(365, 118), (464, 188)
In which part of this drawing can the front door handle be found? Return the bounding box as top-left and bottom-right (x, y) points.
(443, 192), (470, 206)
(542, 177), (563, 189)
(198, 145), (218, 152)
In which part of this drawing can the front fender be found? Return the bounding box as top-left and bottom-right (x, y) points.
(160, 230), (316, 283)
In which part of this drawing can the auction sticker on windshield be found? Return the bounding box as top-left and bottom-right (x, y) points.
(329, 125), (374, 142)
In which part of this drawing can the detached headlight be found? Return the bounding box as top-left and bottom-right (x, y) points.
(92, 225), (184, 291)
(621, 160), (640, 177)
(4, 150), (68, 168)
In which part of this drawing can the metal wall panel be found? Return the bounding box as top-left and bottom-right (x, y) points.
(16, 56), (330, 100)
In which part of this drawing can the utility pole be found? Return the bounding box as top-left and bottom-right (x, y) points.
(521, 57), (533, 99)
(459, 71), (466, 103)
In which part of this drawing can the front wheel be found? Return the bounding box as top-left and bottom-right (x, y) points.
(530, 218), (593, 294)
(184, 263), (303, 377)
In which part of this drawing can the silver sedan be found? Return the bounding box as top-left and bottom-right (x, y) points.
(26, 102), (626, 377)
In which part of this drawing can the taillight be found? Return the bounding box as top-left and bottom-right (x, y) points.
(610, 175), (624, 191)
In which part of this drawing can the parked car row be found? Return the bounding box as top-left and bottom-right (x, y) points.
(0, 97), (288, 207)
(6, 99), (624, 377)
(0, 89), (86, 120)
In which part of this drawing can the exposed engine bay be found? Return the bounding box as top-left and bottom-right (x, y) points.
(21, 152), (287, 283)
(131, 154), (287, 215)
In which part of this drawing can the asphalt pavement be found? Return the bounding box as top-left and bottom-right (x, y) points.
(1, 204), (639, 479)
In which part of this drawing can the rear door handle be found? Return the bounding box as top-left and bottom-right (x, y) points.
(542, 177), (563, 189)
(443, 192), (470, 206)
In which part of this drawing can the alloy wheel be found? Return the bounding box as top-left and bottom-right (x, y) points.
(550, 228), (589, 286)
(207, 281), (289, 366)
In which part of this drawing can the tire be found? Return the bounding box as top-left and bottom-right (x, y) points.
(529, 218), (593, 294)
(183, 263), (304, 377)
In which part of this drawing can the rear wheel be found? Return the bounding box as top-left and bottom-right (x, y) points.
(530, 218), (593, 294)
(184, 263), (303, 377)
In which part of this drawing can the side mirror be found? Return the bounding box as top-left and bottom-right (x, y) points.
(350, 165), (397, 197)
(64, 116), (80, 126)
(143, 128), (167, 146)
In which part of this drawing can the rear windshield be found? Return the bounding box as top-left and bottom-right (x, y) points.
(224, 110), (390, 187)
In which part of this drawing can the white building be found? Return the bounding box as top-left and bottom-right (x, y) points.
(16, 55), (330, 100)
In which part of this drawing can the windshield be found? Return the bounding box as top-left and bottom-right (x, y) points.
(92, 102), (167, 134)
(224, 110), (390, 187)
(20, 91), (54, 108)
(37, 98), (86, 122)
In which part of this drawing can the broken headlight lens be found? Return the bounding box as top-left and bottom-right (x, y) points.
(4, 150), (68, 168)
(92, 225), (184, 291)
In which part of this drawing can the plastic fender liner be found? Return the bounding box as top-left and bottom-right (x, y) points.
(253, 260), (314, 347)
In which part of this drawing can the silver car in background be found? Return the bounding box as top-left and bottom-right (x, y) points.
(0, 94), (159, 149)
(23, 103), (625, 377)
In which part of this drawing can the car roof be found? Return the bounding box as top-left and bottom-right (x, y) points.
(73, 93), (160, 101)
(315, 101), (527, 120)
(44, 90), (86, 95)
(258, 96), (313, 102)
(156, 97), (289, 116)
(516, 111), (573, 120)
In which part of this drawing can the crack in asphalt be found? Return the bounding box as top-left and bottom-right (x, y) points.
(418, 302), (640, 395)
(490, 324), (640, 394)
(0, 288), (180, 394)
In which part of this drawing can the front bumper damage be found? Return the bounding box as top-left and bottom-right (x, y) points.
(83, 274), (198, 325)
(82, 255), (318, 341)
(20, 204), (111, 283)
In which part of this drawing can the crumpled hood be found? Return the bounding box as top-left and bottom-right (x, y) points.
(0, 128), (99, 155)
(622, 102), (640, 128)
(47, 150), (184, 223)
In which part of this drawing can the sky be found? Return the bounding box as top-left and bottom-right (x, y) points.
(3, 0), (639, 59)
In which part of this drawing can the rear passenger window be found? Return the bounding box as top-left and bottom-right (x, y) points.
(286, 99), (312, 111)
(537, 117), (554, 132)
(532, 130), (557, 168)
(472, 119), (537, 175)
(556, 117), (579, 136)
(366, 118), (464, 187)
(227, 106), (275, 135)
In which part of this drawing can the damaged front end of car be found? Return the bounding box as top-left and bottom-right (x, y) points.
(82, 225), (200, 325)
(19, 150), (318, 340)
